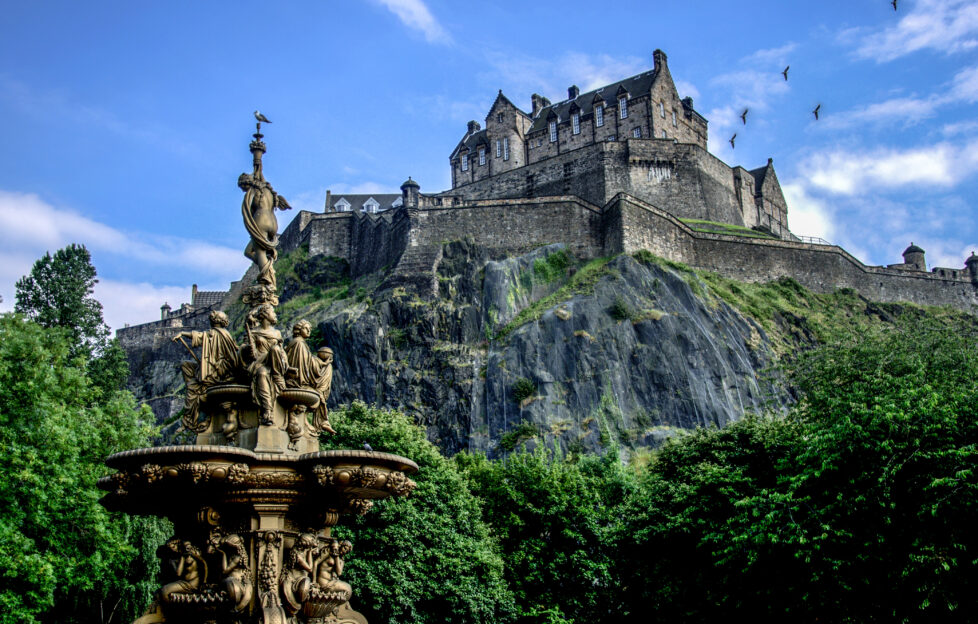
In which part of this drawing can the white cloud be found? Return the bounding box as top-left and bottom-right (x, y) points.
(855, 0), (978, 62)
(673, 80), (700, 101)
(0, 189), (248, 330)
(706, 67), (790, 137)
(949, 64), (978, 102)
(95, 280), (194, 332)
(328, 181), (393, 195)
(941, 119), (978, 136)
(803, 140), (978, 195)
(743, 43), (797, 65)
(480, 51), (647, 105)
(819, 96), (939, 129)
(782, 183), (835, 241)
(370, 0), (451, 44)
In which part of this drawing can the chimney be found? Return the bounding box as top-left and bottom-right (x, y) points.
(568, 85), (579, 100)
(325, 189), (331, 212)
(467, 120), (481, 134)
(531, 93), (551, 118)
(653, 49), (668, 72)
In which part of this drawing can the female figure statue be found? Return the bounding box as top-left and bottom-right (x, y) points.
(239, 171), (291, 290)
(281, 533), (318, 614)
(284, 319), (337, 435)
(243, 304), (289, 425)
(210, 533), (253, 613)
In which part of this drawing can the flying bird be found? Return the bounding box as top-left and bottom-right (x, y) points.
(740, 108), (749, 125)
(812, 104), (821, 121)
(782, 65), (790, 81)
(891, 0), (897, 10)
(363, 442), (373, 452)
(729, 133), (736, 148)
(254, 110), (272, 124)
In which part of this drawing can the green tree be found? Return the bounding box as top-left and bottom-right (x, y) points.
(618, 318), (978, 622)
(321, 401), (515, 624)
(15, 244), (109, 360)
(15, 244), (130, 400)
(456, 446), (635, 624)
(0, 314), (169, 624)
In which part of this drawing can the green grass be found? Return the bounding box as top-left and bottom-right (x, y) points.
(498, 421), (539, 452)
(532, 249), (571, 283)
(679, 218), (778, 239)
(494, 256), (615, 340)
(511, 377), (537, 403)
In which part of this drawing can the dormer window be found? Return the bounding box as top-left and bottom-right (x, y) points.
(595, 105), (604, 127)
(334, 197), (351, 212)
(363, 197), (380, 213)
(461, 153), (469, 171)
(479, 147), (486, 166)
(572, 111), (580, 135)
(549, 120), (557, 143)
(503, 137), (510, 161)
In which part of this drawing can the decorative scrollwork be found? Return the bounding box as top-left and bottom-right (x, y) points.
(227, 463), (250, 484)
(346, 498), (373, 516)
(351, 466), (380, 488)
(384, 471), (417, 497)
(312, 465), (335, 486)
(141, 463), (163, 484)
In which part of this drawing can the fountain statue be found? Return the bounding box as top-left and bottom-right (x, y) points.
(99, 118), (417, 624)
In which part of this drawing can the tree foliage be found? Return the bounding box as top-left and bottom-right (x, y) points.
(15, 244), (109, 359)
(0, 314), (169, 624)
(455, 446), (635, 624)
(321, 401), (515, 624)
(618, 318), (978, 622)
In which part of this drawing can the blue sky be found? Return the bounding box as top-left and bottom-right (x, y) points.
(1, 0), (977, 330)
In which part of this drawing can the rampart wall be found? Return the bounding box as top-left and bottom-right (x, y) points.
(610, 195), (978, 310)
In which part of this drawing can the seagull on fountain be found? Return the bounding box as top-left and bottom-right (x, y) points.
(254, 110), (272, 124)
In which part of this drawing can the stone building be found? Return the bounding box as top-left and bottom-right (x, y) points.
(448, 50), (790, 240)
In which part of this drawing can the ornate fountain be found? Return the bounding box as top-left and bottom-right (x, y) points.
(99, 116), (417, 624)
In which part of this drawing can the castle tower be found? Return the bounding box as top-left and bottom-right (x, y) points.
(160, 302), (171, 320)
(903, 243), (926, 271)
(966, 252), (978, 282)
(401, 177), (420, 209)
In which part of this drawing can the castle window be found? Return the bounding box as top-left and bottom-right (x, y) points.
(607, 135), (616, 141)
(672, 110), (678, 127)
(619, 96), (628, 119)
(595, 105), (604, 127)
(363, 197), (380, 213)
(497, 113), (503, 123)
(633, 127), (641, 138)
(659, 102), (665, 117)
(503, 137), (510, 161)
(461, 154), (469, 171)
(572, 112), (580, 135)
(479, 147), (486, 166)
(496, 140), (501, 158)
(661, 130), (667, 138)
(549, 120), (557, 143)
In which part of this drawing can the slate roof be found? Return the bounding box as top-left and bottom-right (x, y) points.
(328, 194), (402, 212)
(450, 129), (489, 159)
(191, 290), (226, 308)
(526, 69), (660, 134)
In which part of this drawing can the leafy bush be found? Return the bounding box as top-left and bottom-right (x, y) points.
(608, 296), (632, 321)
(511, 377), (536, 403)
(321, 401), (514, 624)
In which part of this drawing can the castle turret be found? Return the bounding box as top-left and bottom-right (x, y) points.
(160, 302), (171, 320)
(966, 252), (978, 282)
(401, 177), (420, 209)
(903, 243), (926, 271)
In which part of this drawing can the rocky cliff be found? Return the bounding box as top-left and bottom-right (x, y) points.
(129, 241), (795, 455)
(128, 241), (946, 456)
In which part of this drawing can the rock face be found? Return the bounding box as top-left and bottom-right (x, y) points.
(126, 242), (789, 455)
